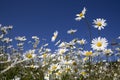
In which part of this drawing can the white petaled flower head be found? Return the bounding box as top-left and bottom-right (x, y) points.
(77, 39), (86, 45)
(1, 27), (8, 34)
(93, 18), (107, 30)
(75, 7), (86, 21)
(58, 42), (67, 48)
(23, 49), (36, 60)
(39, 53), (48, 59)
(32, 36), (39, 40)
(7, 25), (13, 30)
(50, 63), (61, 71)
(58, 48), (67, 55)
(15, 36), (27, 42)
(55, 70), (63, 77)
(80, 70), (87, 77)
(67, 29), (77, 34)
(64, 65), (72, 73)
(104, 49), (113, 55)
(91, 37), (108, 51)
(51, 31), (58, 42)
(2, 38), (12, 43)
(17, 43), (24, 47)
(82, 51), (93, 57)
(83, 57), (89, 62)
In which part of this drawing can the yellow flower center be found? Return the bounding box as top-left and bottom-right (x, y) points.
(80, 40), (84, 45)
(81, 71), (86, 76)
(83, 57), (89, 61)
(30, 65), (35, 68)
(56, 71), (61, 76)
(96, 22), (102, 27)
(43, 53), (47, 58)
(65, 56), (69, 60)
(85, 51), (92, 56)
(105, 50), (110, 53)
(79, 13), (84, 17)
(74, 68), (78, 72)
(96, 42), (102, 47)
(72, 61), (77, 66)
(59, 49), (66, 54)
(66, 68), (71, 72)
(26, 53), (33, 59)
(52, 66), (57, 70)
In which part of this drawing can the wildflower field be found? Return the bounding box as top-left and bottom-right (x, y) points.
(0, 5), (120, 80)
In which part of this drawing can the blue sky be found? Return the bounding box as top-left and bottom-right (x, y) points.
(0, 0), (120, 50)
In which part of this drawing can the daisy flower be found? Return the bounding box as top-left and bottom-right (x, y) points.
(51, 31), (58, 42)
(75, 7), (86, 21)
(2, 38), (12, 43)
(15, 36), (27, 41)
(55, 70), (63, 77)
(82, 51), (93, 56)
(80, 71), (87, 77)
(104, 49), (113, 55)
(83, 57), (89, 62)
(58, 42), (67, 48)
(93, 18), (107, 30)
(50, 63), (60, 71)
(23, 50), (36, 60)
(77, 39), (86, 45)
(32, 36), (39, 40)
(24, 53), (36, 60)
(67, 29), (77, 34)
(58, 48), (67, 55)
(91, 37), (108, 51)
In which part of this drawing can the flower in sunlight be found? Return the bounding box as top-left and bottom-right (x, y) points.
(58, 42), (67, 48)
(83, 57), (89, 62)
(0, 27), (8, 34)
(15, 36), (27, 41)
(55, 70), (62, 77)
(75, 7), (86, 21)
(64, 66), (72, 73)
(91, 37), (108, 51)
(2, 38), (12, 43)
(39, 53), (48, 59)
(51, 31), (58, 42)
(58, 48), (67, 55)
(77, 39), (86, 45)
(23, 50), (36, 60)
(82, 51), (93, 56)
(104, 49), (113, 55)
(17, 43), (24, 47)
(50, 63), (60, 71)
(32, 36), (39, 40)
(93, 18), (107, 30)
(80, 71), (87, 77)
(67, 29), (77, 34)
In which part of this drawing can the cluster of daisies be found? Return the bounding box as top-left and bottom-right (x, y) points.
(0, 7), (120, 80)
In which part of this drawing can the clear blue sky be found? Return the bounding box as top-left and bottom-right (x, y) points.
(0, 0), (120, 50)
